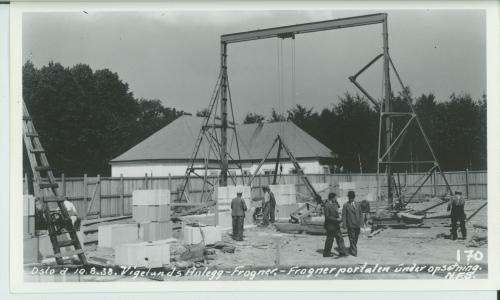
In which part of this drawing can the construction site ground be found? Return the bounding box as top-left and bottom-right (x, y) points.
(25, 198), (488, 281)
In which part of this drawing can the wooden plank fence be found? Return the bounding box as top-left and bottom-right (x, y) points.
(23, 170), (487, 219)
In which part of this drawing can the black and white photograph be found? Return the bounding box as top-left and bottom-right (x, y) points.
(7, 1), (500, 292)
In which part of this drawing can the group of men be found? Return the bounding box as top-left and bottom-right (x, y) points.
(323, 191), (363, 257)
(230, 184), (468, 249)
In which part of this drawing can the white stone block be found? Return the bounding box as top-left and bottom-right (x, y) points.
(312, 183), (330, 200)
(24, 216), (36, 236)
(98, 224), (139, 249)
(115, 241), (170, 268)
(365, 192), (375, 202)
(215, 185), (251, 202)
(183, 225), (222, 245)
(339, 182), (356, 190)
(132, 189), (171, 206)
(133, 204), (171, 222)
(276, 204), (300, 219)
(138, 221), (173, 241)
(23, 194), (36, 216)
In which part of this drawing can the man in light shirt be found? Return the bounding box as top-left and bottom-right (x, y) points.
(447, 191), (467, 240)
(261, 186), (271, 226)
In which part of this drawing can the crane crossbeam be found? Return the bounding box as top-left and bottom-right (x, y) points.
(221, 13), (386, 43)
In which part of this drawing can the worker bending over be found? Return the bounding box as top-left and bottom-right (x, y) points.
(448, 191), (467, 240)
(342, 191), (363, 256)
(323, 192), (348, 257)
(231, 188), (248, 241)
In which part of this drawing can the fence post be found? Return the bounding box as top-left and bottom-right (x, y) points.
(465, 168), (469, 199)
(97, 174), (102, 218)
(83, 173), (88, 219)
(24, 173), (28, 194)
(432, 172), (436, 196)
(168, 173), (172, 191)
(61, 173), (66, 197)
(120, 174), (124, 216)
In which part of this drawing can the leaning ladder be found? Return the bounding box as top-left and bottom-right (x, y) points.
(22, 101), (87, 265)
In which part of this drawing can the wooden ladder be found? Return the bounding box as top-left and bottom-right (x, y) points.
(22, 101), (87, 265)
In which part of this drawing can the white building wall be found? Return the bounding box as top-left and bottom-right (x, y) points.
(111, 159), (329, 177)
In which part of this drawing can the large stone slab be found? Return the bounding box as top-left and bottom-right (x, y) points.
(339, 181), (356, 191)
(115, 240), (171, 268)
(182, 225), (222, 245)
(24, 216), (36, 236)
(269, 184), (297, 205)
(312, 183), (331, 200)
(215, 185), (251, 211)
(132, 204), (171, 222)
(276, 204), (300, 220)
(132, 189), (171, 206)
(98, 223), (139, 249)
(23, 194), (36, 216)
(138, 221), (173, 241)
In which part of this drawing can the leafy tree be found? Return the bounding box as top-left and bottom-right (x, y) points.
(243, 112), (265, 124)
(196, 108), (210, 118)
(268, 108), (286, 122)
(23, 61), (183, 176)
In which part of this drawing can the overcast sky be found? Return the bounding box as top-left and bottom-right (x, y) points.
(23, 10), (486, 120)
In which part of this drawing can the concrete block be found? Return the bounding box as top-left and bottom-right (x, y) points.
(115, 241), (170, 268)
(24, 235), (39, 264)
(24, 216), (36, 236)
(339, 182), (356, 190)
(217, 211), (233, 227)
(23, 194), (36, 216)
(217, 197), (250, 213)
(215, 185), (251, 202)
(270, 184), (297, 205)
(276, 204), (300, 219)
(138, 221), (173, 241)
(183, 225), (222, 245)
(365, 192), (375, 202)
(132, 189), (171, 206)
(312, 183), (330, 200)
(98, 223), (139, 249)
(132, 204), (171, 222)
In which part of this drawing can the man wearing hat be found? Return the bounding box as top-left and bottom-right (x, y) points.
(448, 191), (467, 240)
(231, 188), (248, 241)
(323, 192), (348, 257)
(342, 190), (363, 256)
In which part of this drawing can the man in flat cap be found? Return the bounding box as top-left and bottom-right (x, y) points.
(323, 192), (348, 257)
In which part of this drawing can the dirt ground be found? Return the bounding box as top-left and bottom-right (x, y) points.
(25, 198), (488, 282)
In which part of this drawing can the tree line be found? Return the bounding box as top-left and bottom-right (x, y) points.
(23, 61), (486, 176)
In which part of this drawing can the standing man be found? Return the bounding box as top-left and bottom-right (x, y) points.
(448, 191), (467, 240)
(231, 188), (247, 241)
(261, 186), (271, 226)
(342, 191), (363, 256)
(323, 193), (348, 257)
(269, 187), (276, 223)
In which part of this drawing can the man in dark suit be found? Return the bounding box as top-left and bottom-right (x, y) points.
(231, 189), (248, 241)
(342, 190), (363, 256)
(448, 191), (467, 240)
(323, 192), (348, 257)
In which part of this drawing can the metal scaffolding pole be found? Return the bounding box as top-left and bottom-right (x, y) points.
(381, 14), (393, 205)
(220, 42), (229, 187)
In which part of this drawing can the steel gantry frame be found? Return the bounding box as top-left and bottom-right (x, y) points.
(181, 13), (451, 208)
